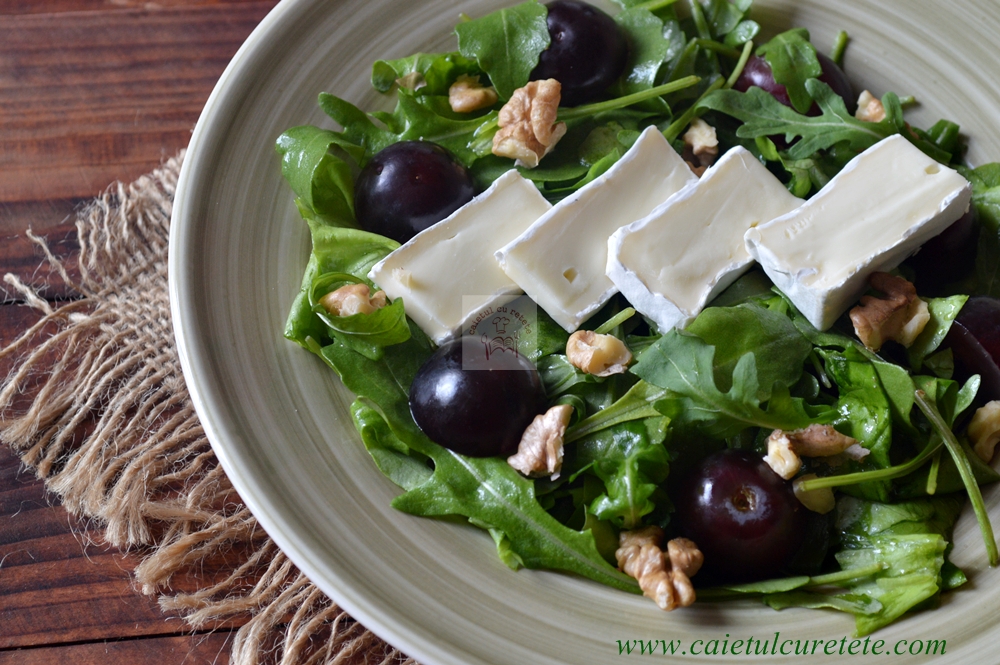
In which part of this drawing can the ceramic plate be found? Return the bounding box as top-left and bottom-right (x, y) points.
(170, 1), (1000, 663)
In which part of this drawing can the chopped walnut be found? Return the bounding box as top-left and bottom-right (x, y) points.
(492, 79), (567, 168)
(793, 474), (836, 514)
(616, 527), (702, 611)
(682, 118), (719, 176)
(566, 330), (632, 377)
(507, 404), (574, 477)
(968, 401), (1000, 462)
(448, 74), (499, 113)
(855, 90), (886, 123)
(764, 424), (867, 480)
(849, 272), (930, 351)
(319, 283), (387, 317)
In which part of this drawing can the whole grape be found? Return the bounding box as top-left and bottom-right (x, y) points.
(409, 337), (546, 457)
(530, 0), (628, 107)
(673, 449), (806, 582)
(354, 141), (475, 243)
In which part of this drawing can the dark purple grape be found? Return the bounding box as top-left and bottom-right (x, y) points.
(409, 337), (546, 457)
(945, 296), (1000, 402)
(354, 141), (475, 243)
(673, 449), (806, 582)
(529, 0), (628, 107)
(907, 209), (979, 292)
(734, 53), (854, 115)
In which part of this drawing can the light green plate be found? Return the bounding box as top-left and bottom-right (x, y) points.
(170, 2), (1000, 663)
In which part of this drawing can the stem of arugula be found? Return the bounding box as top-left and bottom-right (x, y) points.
(594, 307), (636, 335)
(830, 30), (849, 67)
(726, 40), (754, 89)
(662, 77), (725, 142)
(796, 433), (943, 491)
(556, 76), (701, 121)
(634, 0), (679, 11)
(695, 38), (742, 60)
(914, 390), (999, 566)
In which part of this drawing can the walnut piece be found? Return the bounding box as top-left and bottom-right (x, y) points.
(855, 90), (886, 123)
(616, 526), (702, 611)
(849, 272), (930, 351)
(566, 330), (632, 377)
(764, 424), (867, 480)
(793, 474), (836, 514)
(448, 74), (498, 113)
(507, 404), (574, 477)
(968, 401), (1000, 462)
(682, 117), (719, 176)
(492, 79), (567, 168)
(319, 283), (387, 317)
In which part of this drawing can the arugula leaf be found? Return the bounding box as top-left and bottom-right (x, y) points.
(759, 496), (964, 636)
(371, 52), (480, 95)
(958, 163), (1000, 296)
(569, 418), (671, 528)
(320, 328), (637, 592)
(699, 80), (897, 160)
(613, 7), (671, 100)
(308, 272), (411, 360)
(699, 0), (752, 39)
(284, 220), (400, 350)
(686, 302), (812, 401)
(820, 349), (895, 501)
(907, 295), (967, 371)
(317, 92), (497, 167)
(275, 126), (359, 222)
(455, 0), (550, 101)
(757, 29), (821, 114)
(633, 330), (816, 438)
(565, 379), (666, 443)
(352, 398), (432, 490)
(724, 19), (760, 48)
(961, 163), (1000, 230)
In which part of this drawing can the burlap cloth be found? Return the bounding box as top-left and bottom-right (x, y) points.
(0, 154), (418, 665)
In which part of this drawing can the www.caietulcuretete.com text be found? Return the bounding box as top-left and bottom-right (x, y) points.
(616, 633), (947, 657)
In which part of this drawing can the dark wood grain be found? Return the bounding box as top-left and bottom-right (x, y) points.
(0, 633), (234, 665)
(0, 0), (280, 661)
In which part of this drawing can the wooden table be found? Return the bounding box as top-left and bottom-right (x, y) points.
(0, 2), (282, 662)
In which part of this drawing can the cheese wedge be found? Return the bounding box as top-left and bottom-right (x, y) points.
(495, 126), (697, 332)
(368, 170), (551, 344)
(607, 146), (803, 332)
(745, 134), (972, 330)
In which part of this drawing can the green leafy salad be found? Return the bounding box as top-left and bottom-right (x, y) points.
(276, 0), (1000, 636)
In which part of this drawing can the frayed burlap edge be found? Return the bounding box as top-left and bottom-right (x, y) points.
(0, 153), (417, 665)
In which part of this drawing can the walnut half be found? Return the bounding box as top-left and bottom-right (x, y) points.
(507, 404), (574, 477)
(319, 283), (387, 317)
(968, 401), (1000, 462)
(764, 424), (867, 480)
(566, 330), (632, 377)
(492, 79), (567, 168)
(448, 74), (498, 114)
(849, 272), (930, 351)
(616, 527), (703, 611)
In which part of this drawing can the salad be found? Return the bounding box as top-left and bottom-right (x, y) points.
(276, 0), (1000, 636)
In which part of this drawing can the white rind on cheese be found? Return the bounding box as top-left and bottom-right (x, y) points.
(607, 146), (803, 332)
(368, 170), (551, 344)
(745, 134), (972, 331)
(494, 126), (697, 332)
